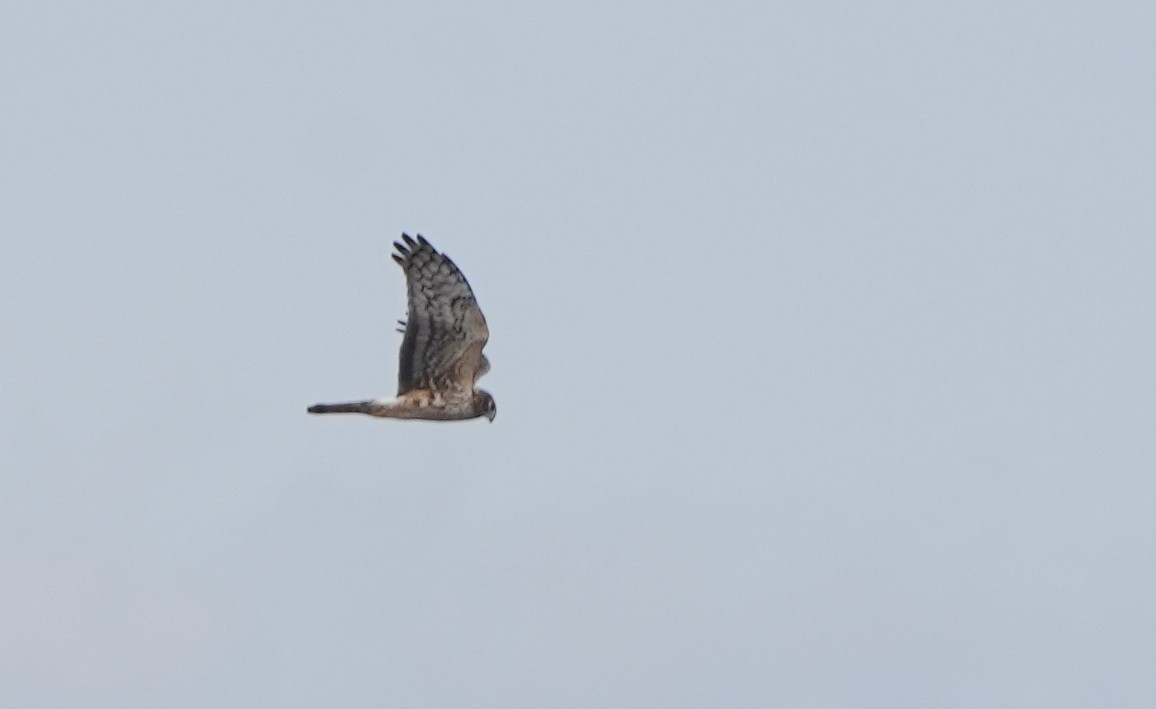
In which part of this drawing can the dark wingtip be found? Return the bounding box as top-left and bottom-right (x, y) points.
(307, 404), (323, 414)
(416, 234), (430, 246)
(391, 253), (405, 266)
(402, 233), (418, 247)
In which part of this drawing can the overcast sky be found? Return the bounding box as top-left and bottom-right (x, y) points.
(3, 2), (1154, 706)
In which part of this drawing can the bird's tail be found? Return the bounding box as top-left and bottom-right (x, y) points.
(307, 401), (374, 415)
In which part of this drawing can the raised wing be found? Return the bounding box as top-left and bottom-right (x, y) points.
(392, 234), (489, 396)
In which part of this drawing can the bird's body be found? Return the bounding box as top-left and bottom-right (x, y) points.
(308, 234), (496, 422)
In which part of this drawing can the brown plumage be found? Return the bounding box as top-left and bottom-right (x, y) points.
(307, 234), (496, 422)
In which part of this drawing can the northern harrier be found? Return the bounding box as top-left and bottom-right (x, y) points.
(308, 234), (496, 422)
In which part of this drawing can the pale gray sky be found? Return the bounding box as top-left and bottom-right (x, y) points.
(2, 2), (1154, 706)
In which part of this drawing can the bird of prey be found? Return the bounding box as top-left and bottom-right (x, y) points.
(308, 234), (496, 422)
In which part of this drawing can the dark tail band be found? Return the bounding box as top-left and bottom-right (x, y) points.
(307, 401), (371, 414)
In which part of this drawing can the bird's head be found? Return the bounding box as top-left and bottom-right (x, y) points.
(474, 390), (497, 422)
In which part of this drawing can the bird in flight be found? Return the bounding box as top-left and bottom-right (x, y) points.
(308, 234), (497, 422)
